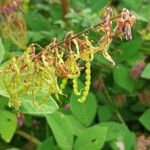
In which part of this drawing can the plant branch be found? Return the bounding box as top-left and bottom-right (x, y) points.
(35, 15), (120, 56)
(61, 0), (70, 19)
(50, 15), (120, 47)
(104, 88), (128, 129)
(16, 130), (41, 145)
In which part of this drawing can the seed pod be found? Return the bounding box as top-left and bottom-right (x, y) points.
(73, 78), (81, 96)
(60, 78), (68, 90)
(78, 61), (91, 102)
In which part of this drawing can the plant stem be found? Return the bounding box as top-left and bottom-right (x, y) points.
(16, 130), (41, 145)
(61, 0), (70, 19)
(50, 15), (120, 47)
(36, 15), (120, 57)
(104, 88), (128, 129)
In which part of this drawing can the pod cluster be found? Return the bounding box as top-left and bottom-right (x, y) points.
(0, 7), (136, 109)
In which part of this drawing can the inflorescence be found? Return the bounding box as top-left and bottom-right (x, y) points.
(0, 7), (136, 109)
(0, 0), (27, 49)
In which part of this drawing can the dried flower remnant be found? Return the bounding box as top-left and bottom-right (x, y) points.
(116, 140), (125, 150)
(101, 7), (112, 27)
(115, 8), (136, 40)
(93, 77), (105, 92)
(97, 7), (115, 65)
(0, 7), (136, 109)
(96, 7), (136, 65)
(138, 90), (150, 106)
(114, 95), (126, 107)
(0, 0), (27, 49)
(136, 134), (150, 150)
(0, 0), (21, 16)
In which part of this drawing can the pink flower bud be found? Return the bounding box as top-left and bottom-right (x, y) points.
(130, 62), (145, 80)
(101, 7), (112, 26)
(138, 91), (150, 105)
(114, 95), (126, 106)
(93, 78), (105, 92)
(17, 113), (25, 127)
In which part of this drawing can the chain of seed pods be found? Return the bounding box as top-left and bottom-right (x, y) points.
(0, 7), (136, 109)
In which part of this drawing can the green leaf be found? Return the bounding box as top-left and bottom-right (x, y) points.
(99, 122), (127, 141)
(98, 122), (136, 150)
(141, 64), (150, 79)
(25, 11), (50, 31)
(0, 76), (9, 98)
(37, 137), (61, 150)
(19, 96), (59, 115)
(28, 31), (45, 42)
(123, 130), (136, 150)
(136, 5), (150, 22)
(0, 96), (9, 109)
(98, 105), (115, 122)
(28, 31), (53, 42)
(113, 65), (135, 92)
(70, 92), (97, 127)
(139, 109), (150, 131)
(87, 0), (109, 12)
(122, 0), (143, 10)
(5, 147), (21, 150)
(0, 37), (5, 64)
(131, 103), (146, 112)
(48, 4), (63, 20)
(115, 40), (142, 63)
(94, 55), (110, 65)
(0, 76), (59, 114)
(71, 0), (85, 10)
(0, 110), (17, 142)
(126, 53), (144, 66)
(67, 115), (85, 136)
(4, 148), (20, 150)
(45, 112), (74, 150)
(74, 125), (108, 150)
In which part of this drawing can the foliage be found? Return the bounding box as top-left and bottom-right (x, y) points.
(0, 0), (150, 150)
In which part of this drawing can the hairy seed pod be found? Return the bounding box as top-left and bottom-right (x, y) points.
(98, 36), (115, 65)
(73, 78), (81, 96)
(78, 61), (91, 102)
(65, 52), (80, 79)
(60, 78), (68, 90)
